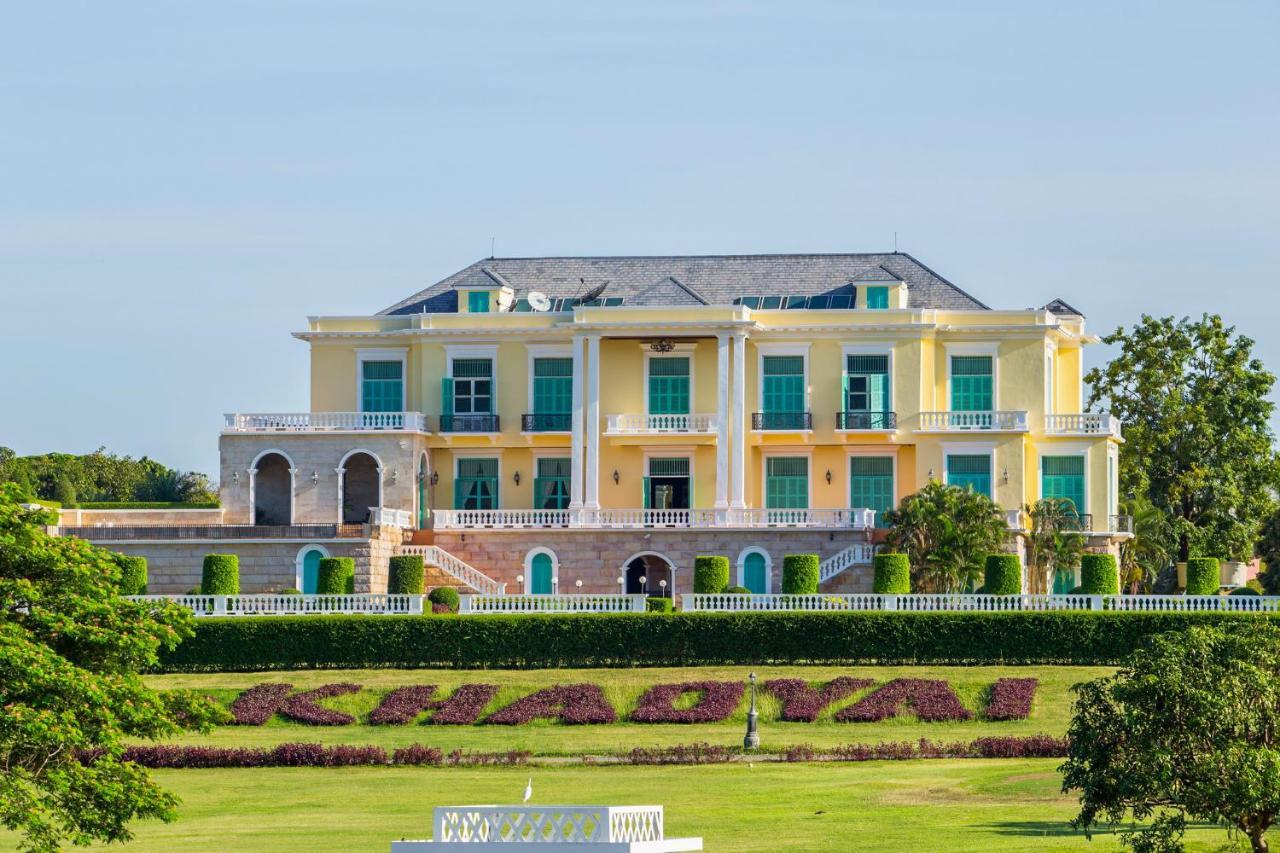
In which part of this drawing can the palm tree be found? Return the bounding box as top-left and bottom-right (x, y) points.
(1024, 499), (1086, 594)
(1119, 496), (1172, 593)
(884, 481), (1007, 593)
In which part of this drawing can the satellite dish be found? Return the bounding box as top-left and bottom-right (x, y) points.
(527, 291), (551, 312)
(578, 281), (609, 303)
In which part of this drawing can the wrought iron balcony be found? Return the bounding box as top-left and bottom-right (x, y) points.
(439, 414), (500, 433)
(836, 411), (897, 430)
(521, 413), (572, 432)
(751, 411), (812, 431)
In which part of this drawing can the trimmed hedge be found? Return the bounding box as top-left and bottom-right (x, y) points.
(317, 558), (354, 595)
(1186, 557), (1220, 596)
(724, 586), (751, 595)
(1080, 554), (1119, 595)
(983, 555), (1021, 596)
(201, 555), (239, 595)
(388, 555), (425, 595)
(646, 597), (674, 613)
(782, 554), (820, 594)
(428, 586), (461, 614)
(1230, 586), (1261, 596)
(872, 554), (910, 594)
(117, 555), (148, 596)
(693, 556), (730, 594)
(157, 612), (1280, 672)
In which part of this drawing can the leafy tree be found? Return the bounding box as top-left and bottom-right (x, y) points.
(1119, 496), (1174, 594)
(883, 481), (1007, 593)
(0, 484), (223, 852)
(1062, 623), (1280, 852)
(0, 447), (216, 505)
(50, 474), (77, 507)
(1086, 314), (1280, 562)
(1023, 499), (1086, 594)
(1256, 507), (1280, 596)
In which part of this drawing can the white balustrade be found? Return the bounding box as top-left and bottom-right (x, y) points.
(680, 593), (1280, 613)
(433, 509), (574, 529)
(1005, 509), (1025, 530)
(917, 411), (1029, 431)
(433, 507), (874, 530)
(459, 594), (648, 614)
(398, 545), (506, 596)
(605, 413), (718, 434)
(224, 411), (429, 432)
(1045, 413), (1122, 437)
(397, 804), (688, 849)
(818, 544), (876, 582)
(1104, 595), (1280, 613)
(127, 593), (424, 616)
(683, 593), (887, 612)
(370, 507), (413, 528)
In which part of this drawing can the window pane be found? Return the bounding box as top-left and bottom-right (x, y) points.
(468, 291), (490, 312)
(865, 286), (889, 309)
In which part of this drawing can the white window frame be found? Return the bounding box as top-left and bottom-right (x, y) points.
(525, 344), (573, 432)
(1038, 443), (1092, 517)
(845, 446), (900, 516)
(642, 342), (697, 418)
(944, 342), (1000, 412)
(840, 343), (895, 427)
(446, 344), (499, 418)
(453, 452), (502, 510)
(521, 546), (559, 594)
(356, 347), (408, 413)
(755, 342), (811, 427)
(760, 449), (814, 509)
(735, 547), (773, 594)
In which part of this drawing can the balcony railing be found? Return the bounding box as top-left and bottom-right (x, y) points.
(917, 411), (1029, 432)
(439, 413), (500, 433)
(1004, 511), (1134, 535)
(1045, 413), (1122, 437)
(432, 507), (875, 530)
(605, 413), (718, 434)
(56, 524), (367, 540)
(752, 411), (812, 431)
(224, 411), (430, 432)
(836, 411), (897, 430)
(521, 413), (572, 432)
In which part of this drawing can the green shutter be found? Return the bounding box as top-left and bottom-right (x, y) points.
(951, 356), (993, 411)
(648, 357), (690, 415)
(947, 454), (991, 498)
(1042, 456), (1086, 514)
(850, 456), (894, 520)
(361, 360), (403, 413)
(765, 457), (809, 509)
(762, 356), (804, 414)
(648, 458), (690, 477)
(441, 377), (454, 415)
(533, 358), (573, 415)
(467, 291), (491, 313)
(642, 476), (651, 509)
(455, 458), (498, 510)
(865, 286), (889, 309)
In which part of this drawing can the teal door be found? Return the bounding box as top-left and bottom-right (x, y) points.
(1053, 568), (1076, 594)
(743, 552), (768, 594)
(301, 549), (323, 594)
(530, 553), (554, 594)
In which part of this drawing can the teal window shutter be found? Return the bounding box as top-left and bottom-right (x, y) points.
(533, 358), (573, 414)
(361, 360), (403, 413)
(850, 456), (894, 521)
(762, 356), (804, 413)
(946, 454), (992, 498)
(467, 291), (491, 313)
(950, 356), (993, 411)
(648, 357), (690, 415)
(1042, 456), (1086, 514)
(533, 457), (571, 509)
(441, 377), (454, 415)
(865, 286), (889, 309)
(765, 457), (809, 509)
(642, 476), (651, 509)
(455, 458), (498, 510)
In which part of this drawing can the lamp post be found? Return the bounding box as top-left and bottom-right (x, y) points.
(639, 575), (647, 595)
(659, 578), (668, 598)
(617, 576), (625, 595)
(575, 579), (583, 594)
(743, 672), (760, 750)
(516, 574), (524, 594)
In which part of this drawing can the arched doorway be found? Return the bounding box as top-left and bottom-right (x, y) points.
(738, 548), (770, 594)
(416, 453), (430, 529)
(252, 451), (293, 526)
(295, 545), (330, 594)
(525, 548), (557, 595)
(340, 451), (381, 524)
(623, 552), (674, 596)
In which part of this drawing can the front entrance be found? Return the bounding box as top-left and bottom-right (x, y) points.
(742, 551), (768, 594)
(1053, 568), (1077, 594)
(625, 553), (674, 596)
(644, 457), (690, 510)
(299, 547), (325, 594)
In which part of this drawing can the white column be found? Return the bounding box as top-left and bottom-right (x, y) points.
(334, 467), (345, 524)
(247, 468), (258, 524)
(731, 333), (747, 508)
(376, 466), (385, 512)
(715, 333), (730, 509)
(585, 334), (602, 509)
(287, 468), (298, 524)
(569, 336), (586, 509)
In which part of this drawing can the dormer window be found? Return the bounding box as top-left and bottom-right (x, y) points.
(467, 291), (492, 313)
(864, 286), (889, 310)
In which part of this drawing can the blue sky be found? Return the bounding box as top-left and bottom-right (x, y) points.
(2, 1), (1277, 476)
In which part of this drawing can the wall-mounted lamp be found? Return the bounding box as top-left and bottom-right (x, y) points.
(311, 471), (319, 486)
(430, 471), (439, 486)
(1001, 465), (1010, 485)
(513, 471), (521, 486)
(232, 471), (240, 485)
(612, 469), (620, 485)
(391, 469), (399, 484)
(825, 469), (832, 485)
(927, 468), (934, 481)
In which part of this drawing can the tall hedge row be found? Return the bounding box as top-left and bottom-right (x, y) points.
(693, 556), (730, 594)
(1080, 554), (1120, 595)
(155, 612), (1273, 673)
(1185, 557), (1220, 596)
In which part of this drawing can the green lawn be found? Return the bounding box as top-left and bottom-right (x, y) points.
(17, 761), (1243, 852)
(149, 665), (1109, 754)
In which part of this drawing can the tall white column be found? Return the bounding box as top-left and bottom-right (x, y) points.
(247, 468), (258, 524)
(334, 467), (345, 524)
(288, 468), (298, 524)
(569, 335), (586, 509)
(585, 334), (602, 508)
(731, 333), (747, 508)
(715, 333), (730, 509)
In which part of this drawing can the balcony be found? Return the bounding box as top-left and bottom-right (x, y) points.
(1045, 413), (1122, 438)
(752, 412), (813, 432)
(224, 411), (430, 433)
(916, 411), (1029, 432)
(605, 413), (718, 435)
(522, 413), (572, 432)
(433, 507), (876, 530)
(836, 411), (897, 431)
(439, 413), (500, 433)
(1003, 510), (1133, 536)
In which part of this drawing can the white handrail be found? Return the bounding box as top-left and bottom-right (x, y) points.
(433, 805), (665, 844)
(605, 413), (718, 434)
(458, 594), (648, 614)
(917, 411), (1029, 431)
(818, 543), (876, 582)
(433, 507), (875, 530)
(126, 593), (424, 616)
(399, 545), (505, 596)
(223, 411), (429, 432)
(1045, 413), (1122, 437)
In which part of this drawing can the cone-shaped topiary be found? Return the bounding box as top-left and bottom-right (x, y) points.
(427, 586), (460, 613)
(873, 553), (910, 594)
(983, 554), (1021, 596)
(317, 557), (355, 595)
(116, 554), (148, 595)
(1185, 557), (1220, 596)
(1079, 553), (1119, 595)
(201, 554), (239, 594)
(782, 554), (820, 594)
(388, 555), (424, 595)
(693, 556), (730, 594)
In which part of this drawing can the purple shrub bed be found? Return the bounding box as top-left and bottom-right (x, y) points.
(83, 743), (529, 769)
(485, 684), (617, 725)
(984, 678), (1038, 721)
(782, 736), (1068, 762)
(279, 683), (361, 725)
(228, 683), (294, 725)
(390, 744), (444, 765)
(369, 685), (441, 725)
(834, 678), (972, 723)
(429, 684), (500, 725)
(623, 743), (733, 765)
(764, 676), (872, 722)
(970, 735), (1066, 758)
(630, 681), (745, 724)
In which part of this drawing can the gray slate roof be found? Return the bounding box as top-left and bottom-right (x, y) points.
(379, 253), (989, 315)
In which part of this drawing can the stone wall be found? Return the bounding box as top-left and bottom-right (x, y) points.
(59, 508), (226, 526)
(103, 540), (368, 593)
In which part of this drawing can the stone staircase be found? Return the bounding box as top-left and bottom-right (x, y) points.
(817, 542), (876, 592)
(398, 544), (504, 595)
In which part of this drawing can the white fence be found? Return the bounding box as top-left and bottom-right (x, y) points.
(432, 507), (875, 530)
(127, 593), (424, 616)
(224, 411), (429, 432)
(918, 410), (1029, 431)
(1045, 412), (1122, 437)
(605, 413), (718, 434)
(459, 594), (648, 614)
(681, 593), (1280, 613)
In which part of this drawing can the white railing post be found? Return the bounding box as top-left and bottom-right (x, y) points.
(883, 594), (898, 611)
(213, 595), (227, 616)
(409, 595), (424, 615)
(631, 594), (648, 612)
(458, 594), (473, 614)
(1089, 595), (1103, 612)
(680, 594), (693, 612)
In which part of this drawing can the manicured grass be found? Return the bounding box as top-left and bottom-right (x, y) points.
(149, 665), (1108, 754)
(19, 761), (1241, 851)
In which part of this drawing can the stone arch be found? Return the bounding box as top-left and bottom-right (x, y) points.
(250, 450), (294, 525)
(620, 550), (676, 597)
(736, 547), (772, 594)
(294, 544), (331, 593)
(522, 547), (559, 595)
(337, 449), (383, 525)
